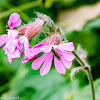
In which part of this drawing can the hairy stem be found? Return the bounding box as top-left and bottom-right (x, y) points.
(72, 51), (85, 66)
(85, 67), (95, 100)
(73, 51), (95, 100)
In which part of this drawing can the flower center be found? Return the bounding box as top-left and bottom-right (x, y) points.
(51, 47), (60, 59)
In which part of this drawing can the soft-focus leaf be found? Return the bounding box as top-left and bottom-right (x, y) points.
(3, 62), (73, 100)
(83, 17), (100, 33)
(45, 0), (55, 8)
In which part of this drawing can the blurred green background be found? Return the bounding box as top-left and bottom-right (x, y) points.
(0, 0), (100, 100)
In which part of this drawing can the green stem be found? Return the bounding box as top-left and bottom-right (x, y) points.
(85, 68), (95, 100)
(0, 0), (41, 19)
(72, 51), (85, 66)
(73, 51), (95, 100)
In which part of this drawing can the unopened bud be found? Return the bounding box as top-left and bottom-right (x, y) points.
(25, 19), (44, 39)
(50, 34), (61, 45)
(17, 24), (30, 35)
(37, 12), (51, 24)
(41, 34), (61, 45)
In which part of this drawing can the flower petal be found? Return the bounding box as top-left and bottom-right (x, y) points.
(60, 56), (72, 69)
(56, 42), (74, 51)
(2, 45), (6, 51)
(7, 30), (19, 38)
(8, 49), (21, 59)
(62, 52), (75, 61)
(25, 47), (42, 60)
(8, 57), (12, 63)
(56, 49), (75, 61)
(5, 39), (18, 54)
(24, 43), (45, 57)
(33, 43), (47, 48)
(7, 13), (21, 29)
(23, 43), (46, 62)
(40, 44), (52, 53)
(0, 35), (8, 47)
(21, 57), (29, 63)
(40, 52), (53, 76)
(32, 53), (47, 70)
(22, 36), (31, 50)
(54, 56), (66, 75)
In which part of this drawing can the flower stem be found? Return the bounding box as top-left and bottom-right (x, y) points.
(85, 68), (95, 100)
(72, 51), (85, 66)
(73, 51), (95, 100)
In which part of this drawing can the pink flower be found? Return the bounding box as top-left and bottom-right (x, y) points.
(7, 13), (21, 29)
(0, 30), (24, 63)
(0, 12), (31, 63)
(22, 42), (75, 76)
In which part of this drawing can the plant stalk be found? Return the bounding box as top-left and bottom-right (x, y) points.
(73, 51), (95, 100)
(85, 67), (95, 100)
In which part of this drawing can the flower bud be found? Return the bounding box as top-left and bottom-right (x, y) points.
(37, 12), (50, 24)
(25, 19), (44, 39)
(50, 34), (61, 45)
(17, 24), (30, 35)
(41, 34), (61, 45)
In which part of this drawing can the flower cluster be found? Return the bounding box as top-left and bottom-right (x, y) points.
(0, 13), (75, 76)
(0, 13), (28, 63)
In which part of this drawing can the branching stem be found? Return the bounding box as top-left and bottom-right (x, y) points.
(73, 51), (95, 100)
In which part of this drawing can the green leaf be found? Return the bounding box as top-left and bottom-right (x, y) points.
(2, 61), (100, 100)
(83, 17), (100, 33)
(3, 62), (73, 100)
(45, 0), (55, 8)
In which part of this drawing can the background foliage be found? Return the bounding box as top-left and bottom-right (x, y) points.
(0, 0), (100, 100)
